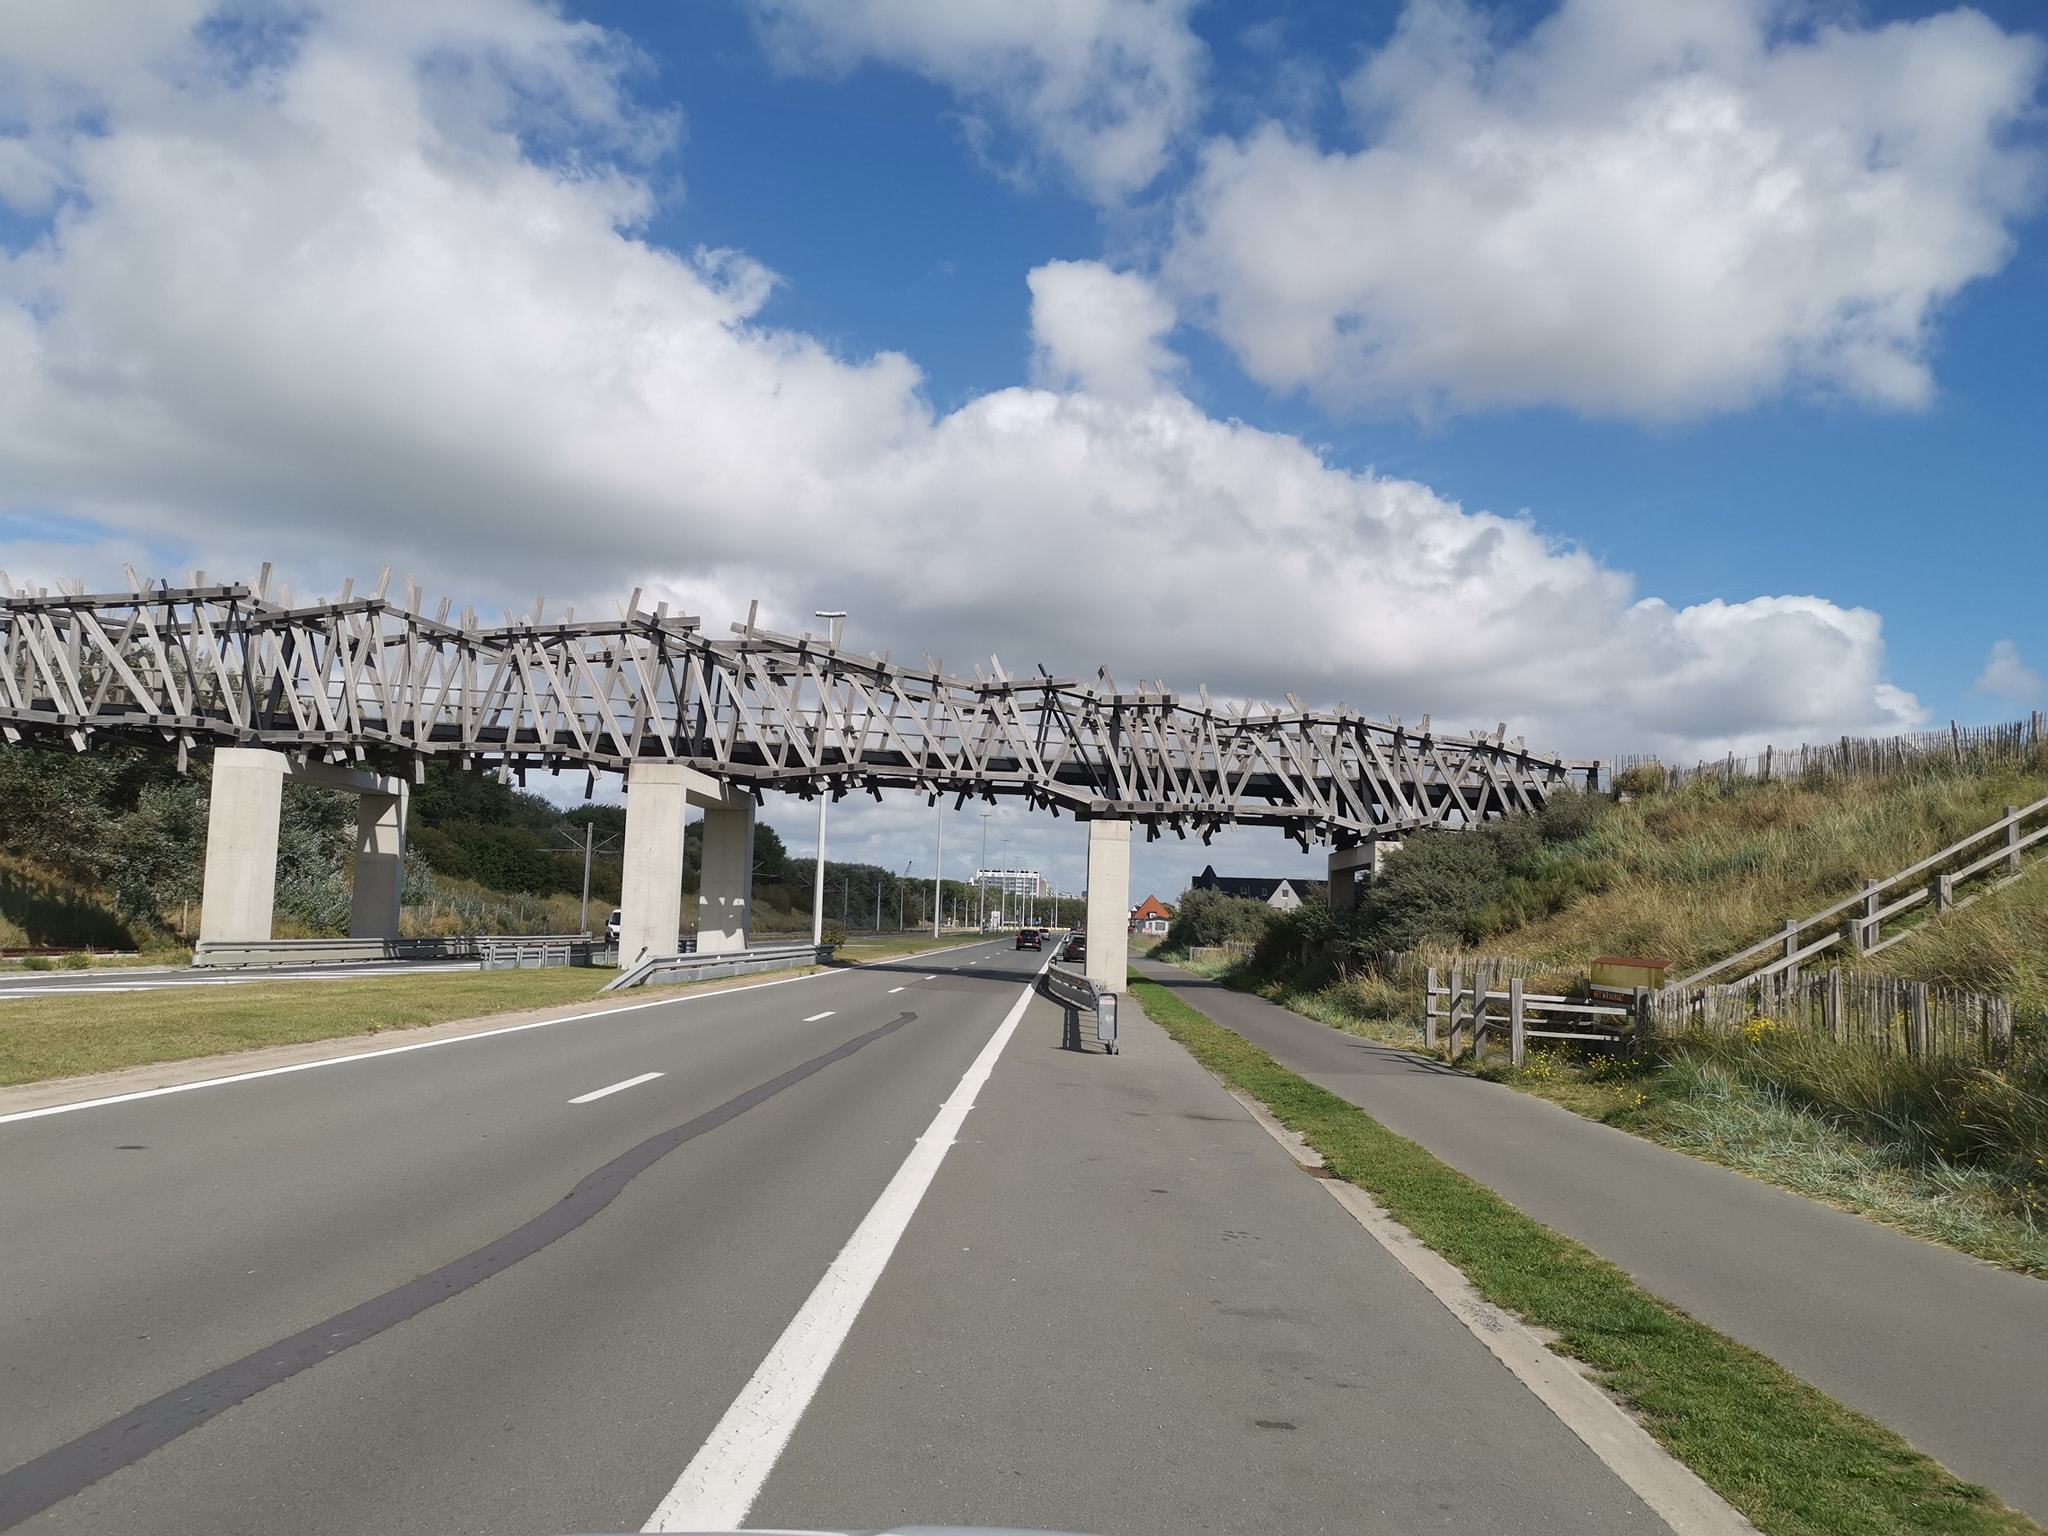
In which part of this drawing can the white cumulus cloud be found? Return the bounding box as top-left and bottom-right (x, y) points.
(1027, 259), (1180, 401)
(1974, 640), (2045, 708)
(0, 0), (1924, 783)
(1166, 0), (2046, 420)
(750, 0), (1206, 201)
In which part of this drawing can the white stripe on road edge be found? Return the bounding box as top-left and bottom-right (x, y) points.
(643, 958), (1050, 1532)
(0, 968), (832, 1127)
(802, 1012), (835, 1023)
(568, 1071), (665, 1105)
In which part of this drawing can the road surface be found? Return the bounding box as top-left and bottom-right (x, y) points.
(1135, 957), (2048, 1523)
(3, 941), (1667, 1535)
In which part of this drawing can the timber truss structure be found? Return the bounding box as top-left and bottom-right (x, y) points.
(0, 566), (1597, 845)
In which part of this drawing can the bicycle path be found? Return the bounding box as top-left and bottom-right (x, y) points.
(1134, 958), (2048, 1522)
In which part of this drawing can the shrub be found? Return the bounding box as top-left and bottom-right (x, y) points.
(1160, 888), (1279, 953)
(1535, 788), (1607, 844)
(1614, 762), (1668, 796)
(19, 954), (52, 971)
(58, 952), (92, 970)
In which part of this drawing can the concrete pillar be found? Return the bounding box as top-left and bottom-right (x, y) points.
(1327, 837), (1399, 915)
(619, 762), (690, 965)
(1084, 819), (1131, 992)
(350, 787), (408, 939)
(697, 802), (755, 955)
(199, 748), (288, 944)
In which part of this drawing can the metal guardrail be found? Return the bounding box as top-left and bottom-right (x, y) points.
(192, 934), (598, 969)
(1043, 962), (1119, 1055)
(602, 942), (831, 991)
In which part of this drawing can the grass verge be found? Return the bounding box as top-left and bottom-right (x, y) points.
(1128, 972), (2040, 1536)
(0, 966), (768, 1085)
(1488, 1047), (2048, 1276)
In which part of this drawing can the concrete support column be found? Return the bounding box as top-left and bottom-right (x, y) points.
(1084, 819), (1131, 992)
(619, 762), (690, 966)
(1326, 837), (1397, 916)
(349, 787), (408, 939)
(199, 748), (288, 944)
(697, 803), (755, 955)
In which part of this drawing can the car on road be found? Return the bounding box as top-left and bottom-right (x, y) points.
(605, 908), (621, 945)
(1015, 928), (1043, 949)
(1060, 933), (1085, 963)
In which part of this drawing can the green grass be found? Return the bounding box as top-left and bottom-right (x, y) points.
(0, 962), (832, 1086)
(1129, 973), (2041, 1536)
(1490, 1041), (2048, 1275)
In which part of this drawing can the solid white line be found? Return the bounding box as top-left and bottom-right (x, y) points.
(0, 967), (833, 1127)
(643, 959), (1049, 1532)
(801, 1011), (835, 1023)
(568, 1071), (665, 1105)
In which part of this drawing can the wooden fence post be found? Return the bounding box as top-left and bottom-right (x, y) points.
(1509, 977), (1525, 1068)
(1631, 987), (1651, 1054)
(1991, 996), (2014, 1064)
(1823, 967), (1843, 1044)
(1933, 872), (1954, 913)
(1424, 965), (1439, 1051)
(1908, 982), (1929, 1057)
(2005, 806), (2023, 876)
(1781, 917), (1801, 982)
(1448, 965), (1464, 1057)
(1468, 977), (1486, 1062)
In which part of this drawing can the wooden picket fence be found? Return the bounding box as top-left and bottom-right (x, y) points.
(1613, 711), (2045, 792)
(1646, 967), (2017, 1062)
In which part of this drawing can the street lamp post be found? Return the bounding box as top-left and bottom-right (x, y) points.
(978, 810), (992, 931)
(931, 801), (944, 940)
(810, 610), (846, 947)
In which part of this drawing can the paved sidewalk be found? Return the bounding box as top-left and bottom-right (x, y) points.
(1136, 958), (2048, 1522)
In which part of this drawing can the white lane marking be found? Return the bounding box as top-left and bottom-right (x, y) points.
(643, 957), (1049, 1532)
(801, 1011), (835, 1023)
(0, 968), (833, 1127)
(886, 986), (905, 994)
(568, 1070), (665, 1105)
(921, 975), (936, 981)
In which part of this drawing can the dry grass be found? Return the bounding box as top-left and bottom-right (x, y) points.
(1492, 760), (2048, 979)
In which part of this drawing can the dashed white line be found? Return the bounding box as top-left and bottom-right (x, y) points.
(568, 1071), (665, 1105)
(802, 1011), (835, 1023)
(921, 975), (936, 981)
(642, 959), (1047, 1532)
(886, 986), (905, 994)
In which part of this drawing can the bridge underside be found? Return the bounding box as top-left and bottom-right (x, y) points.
(1, 572), (1599, 954)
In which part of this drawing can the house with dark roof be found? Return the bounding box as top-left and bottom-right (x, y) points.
(1189, 866), (1324, 912)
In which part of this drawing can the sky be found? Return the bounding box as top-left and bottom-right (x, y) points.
(2, 0), (2045, 903)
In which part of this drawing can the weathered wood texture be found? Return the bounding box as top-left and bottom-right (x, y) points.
(0, 569), (1593, 841)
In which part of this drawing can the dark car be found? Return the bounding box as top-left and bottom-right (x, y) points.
(1016, 928), (1043, 949)
(1061, 933), (1085, 963)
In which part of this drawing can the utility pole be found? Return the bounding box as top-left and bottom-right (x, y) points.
(899, 859), (913, 930)
(931, 800), (943, 939)
(811, 610), (845, 947)
(978, 810), (992, 930)
(580, 822), (593, 934)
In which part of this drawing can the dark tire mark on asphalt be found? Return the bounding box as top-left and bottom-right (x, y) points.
(0, 1011), (920, 1530)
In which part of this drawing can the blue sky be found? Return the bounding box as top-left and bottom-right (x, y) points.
(2, 0), (2045, 896)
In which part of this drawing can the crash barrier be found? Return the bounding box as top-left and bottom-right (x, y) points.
(1043, 961), (1119, 1055)
(602, 942), (831, 992)
(192, 934), (599, 970)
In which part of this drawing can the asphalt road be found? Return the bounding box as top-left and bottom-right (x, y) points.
(3, 940), (1666, 1535)
(1135, 958), (2048, 1523)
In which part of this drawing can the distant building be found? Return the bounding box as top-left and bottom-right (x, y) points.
(973, 868), (1050, 898)
(1129, 895), (1173, 935)
(1189, 865), (1324, 912)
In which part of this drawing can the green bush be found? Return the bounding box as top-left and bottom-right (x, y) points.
(58, 952), (92, 970)
(1159, 888), (1279, 953)
(19, 954), (52, 971)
